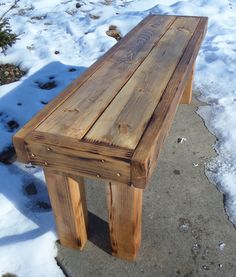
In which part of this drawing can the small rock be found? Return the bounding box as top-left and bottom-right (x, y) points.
(76, 3), (81, 8)
(193, 163), (199, 167)
(177, 137), (187, 143)
(202, 265), (210, 271)
(106, 25), (122, 41)
(4, 71), (10, 76)
(179, 223), (189, 232)
(218, 242), (226, 251)
(178, 218), (191, 233)
(54, 50), (60, 55)
(192, 243), (201, 255)
(218, 264), (223, 268)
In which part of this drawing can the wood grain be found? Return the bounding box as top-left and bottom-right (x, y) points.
(27, 131), (133, 160)
(85, 17), (199, 149)
(12, 15), (158, 162)
(35, 16), (175, 139)
(44, 169), (88, 249)
(27, 141), (131, 184)
(106, 182), (143, 261)
(131, 17), (208, 188)
(180, 64), (195, 104)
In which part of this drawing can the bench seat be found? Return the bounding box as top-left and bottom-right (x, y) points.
(13, 14), (207, 261)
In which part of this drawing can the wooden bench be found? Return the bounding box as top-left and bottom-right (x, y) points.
(13, 15), (207, 261)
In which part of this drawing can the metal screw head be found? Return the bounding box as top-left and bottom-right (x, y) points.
(101, 159), (105, 163)
(46, 147), (51, 151)
(117, 173), (121, 177)
(96, 174), (101, 178)
(44, 162), (48, 166)
(31, 153), (35, 157)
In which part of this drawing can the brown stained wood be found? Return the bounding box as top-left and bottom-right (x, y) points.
(35, 16), (176, 139)
(106, 182), (143, 261)
(27, 142), (130, 184)
(44, 169), (88, 249)
(85, 17), (199, 149)
(27, 131), (133, 160)
(131, 17), (208, 188)
(180, 64), (195, 104)
(13, 15), (158, 163)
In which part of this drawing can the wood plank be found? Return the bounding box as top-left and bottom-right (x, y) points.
(106, 182), (143, 261)
(27, 131), (133, 160)
(180, 63), (195, 104)
(13, 15), (158, 163)
(35, 16), (176, 139)
(44, 169), (88, 249)
(131, 17), (208, 188)
(27, 141), (131, 184)
(85, 17), (200, 149)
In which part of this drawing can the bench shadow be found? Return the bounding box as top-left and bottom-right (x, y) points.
(88, 211), (112, 255)
(0, 61), (87, 150)
(0, 62), (87, 246)
(0, 61), (113, 255)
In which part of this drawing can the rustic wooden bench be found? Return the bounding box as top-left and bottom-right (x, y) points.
(13, 15), (207, 261)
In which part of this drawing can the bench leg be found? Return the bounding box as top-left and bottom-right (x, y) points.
(44, 168), (88, 249)
(180, 65), (195, 104)
(106, 182), (143, 261)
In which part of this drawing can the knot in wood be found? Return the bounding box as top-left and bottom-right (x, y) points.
(118, 122), (130, 134)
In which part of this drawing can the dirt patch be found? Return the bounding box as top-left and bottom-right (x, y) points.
(0, 64), (26, 85)
(36, 80), (57, 90)
(6, 119), (19, 132)
(0, 145), (16, 165)
(24, 183), (38, 196)
(37, 201), (51, 210)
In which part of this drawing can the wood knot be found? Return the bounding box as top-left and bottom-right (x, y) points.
(118, 122), (130, 134)
(138, 88), (144, 93)
(177, 27), (190, 34)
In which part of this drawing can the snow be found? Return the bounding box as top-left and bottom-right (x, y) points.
(0, 0), (236, 276)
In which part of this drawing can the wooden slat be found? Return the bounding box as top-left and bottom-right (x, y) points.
(27, 141), (131, 184)
(85, 17), (199, 149)
(35, 16), (176, 139)
(180, 64), (195, 104)
(131, 17), (208, 188)
(44, 169), (88, 249)
(26, 131), (133, 160)
(106, 182), (143, 261)
(13, 15), (158, 163)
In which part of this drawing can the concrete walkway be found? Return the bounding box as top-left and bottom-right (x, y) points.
(56, 95), (236, 277)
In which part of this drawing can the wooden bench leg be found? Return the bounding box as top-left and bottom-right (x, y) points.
(106, 182), (143, 261)
(44, 168), (88, 249)
(180, 65), (195, 104)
